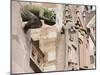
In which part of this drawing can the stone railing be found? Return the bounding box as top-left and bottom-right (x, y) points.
(30, 39), (44, 73)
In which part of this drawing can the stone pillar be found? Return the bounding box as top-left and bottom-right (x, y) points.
(56, 4), (66, 71)
(56, 33), (66, 71)
(74, 30), (79, 70)
(64, 22), (79, 70)
(64, 22), (73, 70)
(64, 5), (79, 70)
(64, 5), (72, 70)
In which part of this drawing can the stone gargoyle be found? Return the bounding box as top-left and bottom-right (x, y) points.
(21, 5), (56, 33)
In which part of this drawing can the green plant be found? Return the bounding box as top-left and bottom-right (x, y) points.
(43, 9), (53, 20)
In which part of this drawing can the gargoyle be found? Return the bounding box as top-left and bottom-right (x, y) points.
(21, 6), (56, 33)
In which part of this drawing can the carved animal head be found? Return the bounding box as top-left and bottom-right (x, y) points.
(21, 6), (56, 33)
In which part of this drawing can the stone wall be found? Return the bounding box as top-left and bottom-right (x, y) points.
(11, 1), (33, 74)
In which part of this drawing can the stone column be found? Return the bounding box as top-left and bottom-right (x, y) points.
(64, 22), (73, 70)
(64, 5), (72, 70)
(56, 33), (66, 71)
(64, 5), (79, 70)
(56, 4), (66, 71)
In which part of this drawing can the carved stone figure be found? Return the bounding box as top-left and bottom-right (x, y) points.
(21, 7), (56, 33)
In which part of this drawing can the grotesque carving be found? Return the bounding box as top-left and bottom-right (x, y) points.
(21, 10), (42, 33)
(21, 6), (56, 33)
